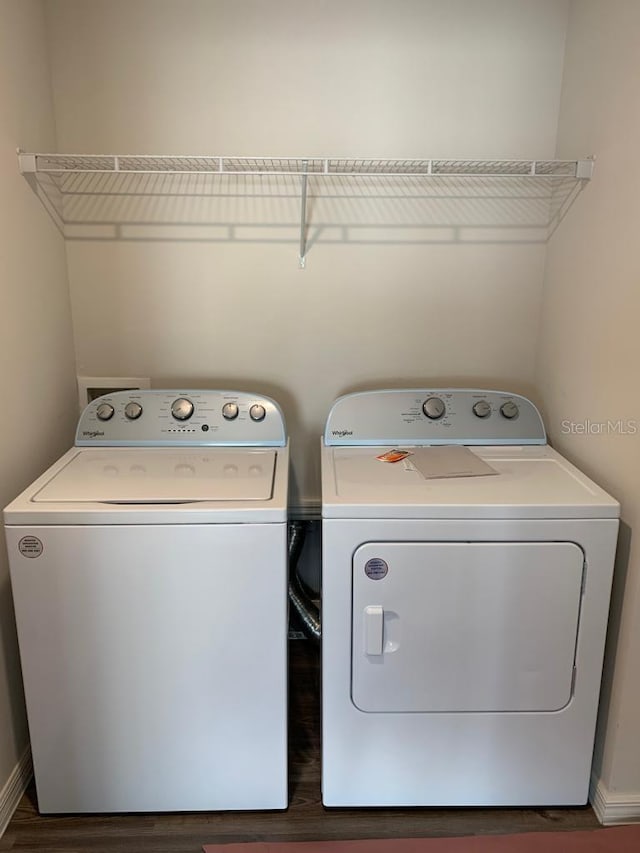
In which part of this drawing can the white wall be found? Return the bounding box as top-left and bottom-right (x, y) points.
(537, 0), (640, 817)
(0, 0), (77, 799)
(45, 0), (570, 504)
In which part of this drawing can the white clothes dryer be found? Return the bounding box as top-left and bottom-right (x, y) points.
(4, 389), (289, 813)
(321, 389), (619, 807)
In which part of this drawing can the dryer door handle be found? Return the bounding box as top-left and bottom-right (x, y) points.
(364, 605), (384, 656)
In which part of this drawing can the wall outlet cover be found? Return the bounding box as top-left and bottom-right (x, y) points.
(77, 376), (151, 412)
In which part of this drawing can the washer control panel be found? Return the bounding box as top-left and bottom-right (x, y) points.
(76, 390), (287, 447)
(324, 389), (546, 446)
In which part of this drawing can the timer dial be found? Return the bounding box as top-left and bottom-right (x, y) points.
(500, 400), (519, 420)
(124, 401), (143, 420)
(96, 403), (114, 421)
(472, 400), (491, 419)
(250, 404), (266, 422)
(422, 396), (446, 420)
(222, 402), (239, 420)
(171, 398), (194, 421)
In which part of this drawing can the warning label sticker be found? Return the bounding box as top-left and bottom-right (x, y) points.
(364, 558), (388, 580)
(18, 536), (43, 558)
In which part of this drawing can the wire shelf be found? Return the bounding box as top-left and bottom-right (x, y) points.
(22, 153), (591, 179)
(17, 152), (594, 265)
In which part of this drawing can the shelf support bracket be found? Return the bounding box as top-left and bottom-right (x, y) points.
(576, 158), (595, 180)
(17, 150), (38, 192)
(17, 151), (37, 174)
(299, 160), (308, 268)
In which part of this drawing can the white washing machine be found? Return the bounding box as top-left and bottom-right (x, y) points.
(321, 388), (619, 807)
(4, 389), (289, 813)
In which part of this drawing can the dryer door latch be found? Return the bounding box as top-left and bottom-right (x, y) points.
(364, 606), (384, 656)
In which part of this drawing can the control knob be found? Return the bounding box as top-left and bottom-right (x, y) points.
(250, 404), (266, 422)
(171, 397), (194, 421)
(124, 401), (143, 420)
(472, 400), (491, 419)
(500, 400), (519, 420)
(222, 402), (239, 420)
(96, 403), (114, 421)
(422, 396), (446, 420)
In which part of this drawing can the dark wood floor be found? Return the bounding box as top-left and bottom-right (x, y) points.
(1, 640), (599, 853)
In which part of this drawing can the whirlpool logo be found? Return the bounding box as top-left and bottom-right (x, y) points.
(331, 429), (353, 437)
(82, 430), (105, 438)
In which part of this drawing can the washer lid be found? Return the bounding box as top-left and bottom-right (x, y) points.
(32, 449), (276, 503)
(322, 445), (620, 519)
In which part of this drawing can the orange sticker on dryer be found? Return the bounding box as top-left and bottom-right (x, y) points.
(376, 449), (412, 463)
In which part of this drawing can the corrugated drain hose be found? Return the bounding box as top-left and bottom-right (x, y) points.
(288, 521), (321, 642)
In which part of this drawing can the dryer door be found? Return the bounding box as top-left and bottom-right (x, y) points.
(351, 541), (584, 713)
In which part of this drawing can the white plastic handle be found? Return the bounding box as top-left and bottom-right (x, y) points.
(364, 605), (384, 656)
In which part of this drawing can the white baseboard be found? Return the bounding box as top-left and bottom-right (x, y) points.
(0, 745), (32, 838)
(590, 771), (640, 825)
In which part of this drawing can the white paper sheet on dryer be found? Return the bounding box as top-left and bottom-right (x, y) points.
(405, 445), (498, 480)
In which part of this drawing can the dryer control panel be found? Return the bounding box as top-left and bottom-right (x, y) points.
(324, 389), (545, 446)
(76, 390), (287, 446)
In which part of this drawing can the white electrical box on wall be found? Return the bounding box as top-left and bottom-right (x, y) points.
(77, 376), (151, 413)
